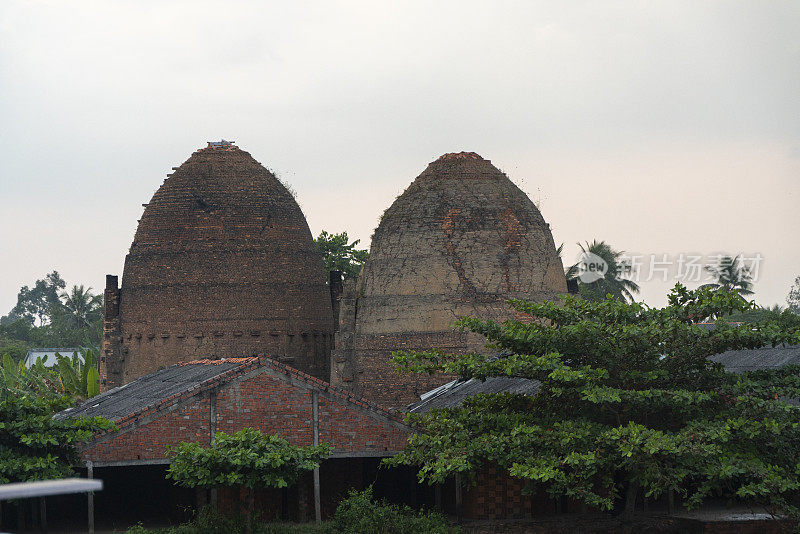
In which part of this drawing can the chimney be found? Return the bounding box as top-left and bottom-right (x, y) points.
(329, 270), (343, 331)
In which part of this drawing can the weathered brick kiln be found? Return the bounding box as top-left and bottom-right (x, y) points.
(101, 142), (333, 388)
(332, 152), (567, 409)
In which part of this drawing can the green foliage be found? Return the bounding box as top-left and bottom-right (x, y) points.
(788, 276), (800, 315)
(566, 240), (640, 303)
(0, 394), (115, 484)
(330, 487), (458, 534)
(704, 255), (754, 296)
(125, 489), (458, 534)
(167, 429), (331, 491)
(388, 284), (800, 516)
(314, 231), (369, 281)
(126, 505), (332, 533)
(7, 271), (65, 327)
(0, 337), (29, 362)
(1, 274), (103, 348)
(0, 348), (102, 401)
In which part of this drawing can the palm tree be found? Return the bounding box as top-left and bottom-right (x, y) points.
(704, 255), (753, 296)
(59, 285), (103, 329)
(567, 240), (640, 303)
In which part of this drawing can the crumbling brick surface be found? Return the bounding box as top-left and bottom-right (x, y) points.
(333, 152), (567, 409)
(102, 145), (333, 389)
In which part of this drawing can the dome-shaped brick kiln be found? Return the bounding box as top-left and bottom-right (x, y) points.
(102, 142), (333, 387)
(332, 152), (567, 409)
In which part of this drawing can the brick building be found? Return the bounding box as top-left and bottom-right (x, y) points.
(52, 357), (425, 530)
(331, 152), (567, 409)
(102, 141), (333, 389)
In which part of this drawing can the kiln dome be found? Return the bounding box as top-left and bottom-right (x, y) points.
(102, 143), (333, 386)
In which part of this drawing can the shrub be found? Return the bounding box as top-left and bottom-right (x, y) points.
(329, 487), (459, 534)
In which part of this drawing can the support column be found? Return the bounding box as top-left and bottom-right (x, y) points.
(210, 392), (218, 510)
(454, 473), (462, 522)
(87, 461), (94, 534)
(312, 391), (321, 523)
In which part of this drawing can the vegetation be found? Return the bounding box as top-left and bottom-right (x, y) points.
(0, 394), (114, 484)
(788, 275), (800, 315)
(566, 240), (640, 302)
(703, 255), (754, 296)
(167, 429), (331, 533)
(0, 271), (103, 355)
(329, 487), (458, 534)
(1, 348), (102, 400)
(314, 231), (369, 281)
(388, 285), (800, 518)
(125, 488), (458, 534)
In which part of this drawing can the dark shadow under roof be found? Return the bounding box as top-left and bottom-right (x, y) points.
(56, 359), (250, 421)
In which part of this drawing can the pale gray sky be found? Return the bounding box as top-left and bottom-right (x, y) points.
(1, 1), (798, 313)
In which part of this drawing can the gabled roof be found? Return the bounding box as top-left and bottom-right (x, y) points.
(57, 357), (406, 429)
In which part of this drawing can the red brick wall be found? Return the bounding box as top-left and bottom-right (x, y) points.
(84, 397), (212, 463)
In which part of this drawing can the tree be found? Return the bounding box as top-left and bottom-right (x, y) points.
(167, 428), (331, 532)
(59, 285), (102, 330)
(704, 255), (754, 296)
(314, 230), (369, 281)
(788, 276), (800, 315)
(567, 240), (640, 303)
(388, 285), (800, 518)
(9, 271), (66, 327)
(0, 395), (114, 484)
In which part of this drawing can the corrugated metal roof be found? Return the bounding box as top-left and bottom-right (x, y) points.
(408, 377), (540, 414)
(409, 343), (800, 414)
(55, 360), (246, 421)
(710, 344), (800, 373)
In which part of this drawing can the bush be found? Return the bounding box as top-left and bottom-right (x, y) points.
(125, 506), (328, 534)
(330, 487), (459, 534)
(126, 489), (458, 534)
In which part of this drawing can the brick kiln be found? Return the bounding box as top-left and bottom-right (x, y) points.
(332, 152), (567, 409)
(101, 142), (333, 388)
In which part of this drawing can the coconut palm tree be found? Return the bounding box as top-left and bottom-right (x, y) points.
(59, 285), (102, 329)
(704, 255), (753, 296)
(568, 240), (640, 303)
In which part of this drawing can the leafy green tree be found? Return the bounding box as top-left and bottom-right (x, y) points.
(0, 395), (114, 483)
(788, 276), (800, 315)
(59, 285), (102, 329)
(388, 285), (800, 518)
(567, 240), (640, 302)
(167, 428), (331, 532)
(704, 255), (754, 296)
(9, 271), (66, 326)
(314, 231), (369, 281)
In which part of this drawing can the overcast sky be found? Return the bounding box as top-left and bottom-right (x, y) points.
(1, 1), (798, 315)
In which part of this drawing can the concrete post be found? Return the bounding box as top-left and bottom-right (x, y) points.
(312, 391), (321, 523)
(87, 460), (94, 534)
